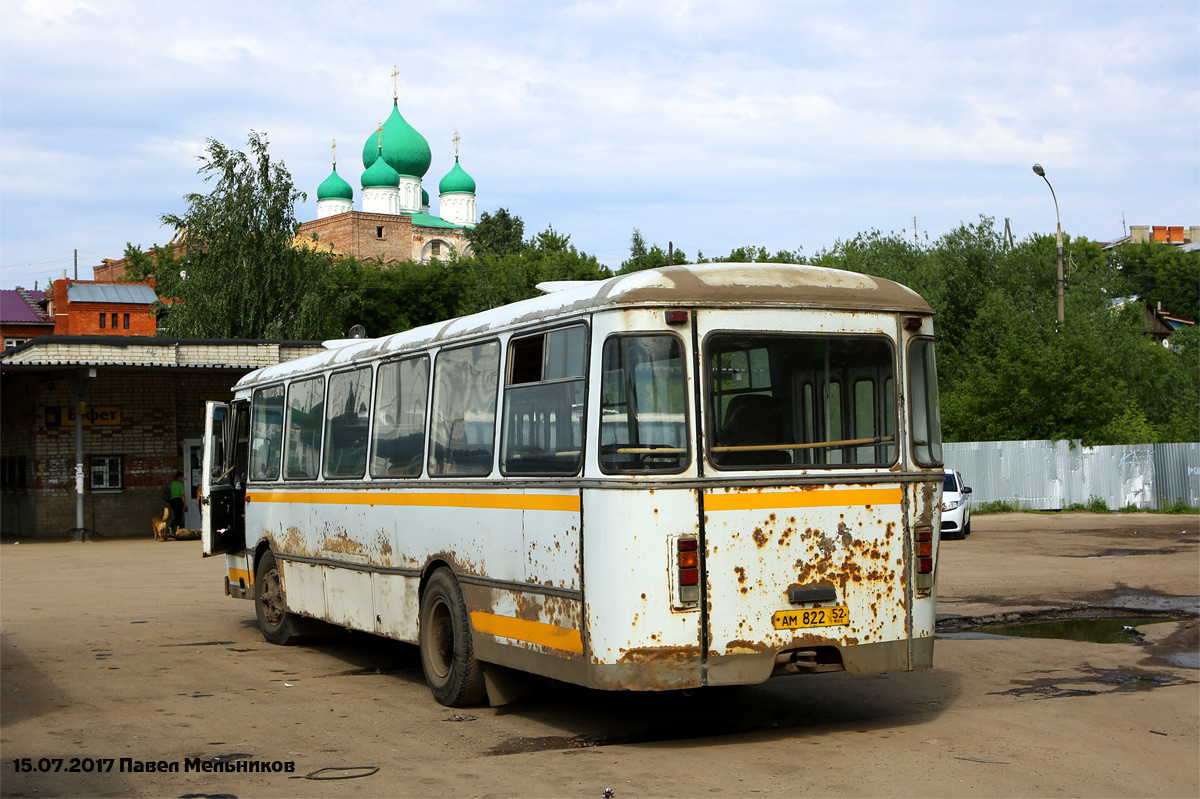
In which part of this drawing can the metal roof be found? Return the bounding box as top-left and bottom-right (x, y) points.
(67, 283), (158, 304)
(0, 289), (48, 323)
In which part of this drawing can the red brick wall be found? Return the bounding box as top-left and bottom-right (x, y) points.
(49, 279), (158, 336)
(298, 211), (470, 264)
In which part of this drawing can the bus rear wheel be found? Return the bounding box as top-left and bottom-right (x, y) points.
(255, 550), (303, 645)
(419, 568), (486, 707)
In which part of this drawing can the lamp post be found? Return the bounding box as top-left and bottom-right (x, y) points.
(1032, 163), (1065, 324)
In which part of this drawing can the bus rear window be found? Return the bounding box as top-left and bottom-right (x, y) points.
(599, 334), (689, 473)
(707, 334), (896, 469)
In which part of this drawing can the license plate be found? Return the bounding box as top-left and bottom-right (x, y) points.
(772, 606), (850, 630)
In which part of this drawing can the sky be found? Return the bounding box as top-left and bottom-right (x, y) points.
(1, 0), (1197, 290)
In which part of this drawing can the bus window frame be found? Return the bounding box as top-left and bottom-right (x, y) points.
(907, 335), (944, 468)
(369, 354), (431, 480)
(321, 364), (374, 481)
(597, 331), (692, 476)
(702, 330), (899, 471)
(249, 384), (285, 482)
(283, 374), (326, 481)
(427, 338), (502, 478)
(500, 323), (590, 478)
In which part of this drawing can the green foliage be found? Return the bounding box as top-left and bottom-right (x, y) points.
(1108, 241), (1199, 321)
(973, 500), (1019, 514)
(811, 217), (1199, 446)
(1155, 498), (1199, 514)
(333, 217), (612, 338)
(118, 242), (179, 283)
(154, 132), (347, 340)
(699, 245), (804, 264)
(466, 208), (525, 259)
(618, 229), (687, 274)
(1085, 495), (1110, 513)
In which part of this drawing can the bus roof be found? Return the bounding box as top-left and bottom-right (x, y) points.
(235, 263), (932, 387)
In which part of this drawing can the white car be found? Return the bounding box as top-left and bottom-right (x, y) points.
(941, 469), (973, 540)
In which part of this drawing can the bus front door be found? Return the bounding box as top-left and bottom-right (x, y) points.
(201, 401), (243, 557)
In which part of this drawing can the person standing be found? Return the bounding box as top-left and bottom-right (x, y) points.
(168, 471), (188, 536)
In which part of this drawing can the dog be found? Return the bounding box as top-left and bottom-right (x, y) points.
(152, 507), (171, 542)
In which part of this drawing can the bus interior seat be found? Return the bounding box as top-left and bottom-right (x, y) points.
(720, 394), (789, 466)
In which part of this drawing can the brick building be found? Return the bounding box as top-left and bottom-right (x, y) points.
(1, 336), (322, 538)
(1, 288), (53, 349)
(3, 279), (160, 348)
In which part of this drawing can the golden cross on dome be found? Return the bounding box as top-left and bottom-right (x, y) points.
(391, 65), (399, 100)
(331, 138), (337, 167)
(453, 130), (461, 159)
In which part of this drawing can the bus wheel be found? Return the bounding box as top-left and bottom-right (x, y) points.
(419, 568), (486, 707)
(255, 550), (302, 645)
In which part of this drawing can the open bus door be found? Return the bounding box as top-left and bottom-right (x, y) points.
(201, 401), (246, 557)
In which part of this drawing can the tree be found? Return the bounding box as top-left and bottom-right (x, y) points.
(618, 228), (687, 273)
(153, 132), (346, 340)
(1108, 241), (1200, 321)
(466, 208), (525, 259)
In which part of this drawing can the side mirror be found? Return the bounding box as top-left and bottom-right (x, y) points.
(964, 487), (973, 494)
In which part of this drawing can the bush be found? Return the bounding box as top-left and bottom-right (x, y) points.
(974, 500), (1019, 515)
(1085, 495), (1110, 513)
(1155, 498), (1200, 514)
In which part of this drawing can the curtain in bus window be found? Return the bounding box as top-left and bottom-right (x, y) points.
(599, 335), (689, 473)
(502, 326), (586, 475)
(284, 377), (324, 479)
(707, 334), (896, 469)
(908, 339), (943, 466)
(323, 367), (372, 479)
(250, 386), (284, 480)
(370, 357), (429, 477)
(429, 341), (499, 476)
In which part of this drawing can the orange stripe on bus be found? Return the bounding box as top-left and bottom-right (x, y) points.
(228, 567), (253, 585)
(705, 487), (903, 512)
(470, 611), (584, 654)
(247, 491), (580, 513)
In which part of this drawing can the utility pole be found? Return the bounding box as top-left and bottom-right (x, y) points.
(668, 241), (674, 266)
(1032, 164), (1065, 324)
(74, 249), (78, 280)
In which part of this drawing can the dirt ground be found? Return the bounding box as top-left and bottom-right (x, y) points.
(1, 512), (1197, 798)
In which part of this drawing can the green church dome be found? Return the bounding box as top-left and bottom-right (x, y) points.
(361, 146), (399, 189)
(439, 158), (476, 194)
(317, 165), (353, 201)
(362, 99), (432, 178)
(422, 188), (430, 206)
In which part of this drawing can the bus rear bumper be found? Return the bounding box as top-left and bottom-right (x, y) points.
(578, 636), (934, 691)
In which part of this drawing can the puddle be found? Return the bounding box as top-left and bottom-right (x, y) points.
(994, 666), (1190, 699)
(980, 617), (1175, 644)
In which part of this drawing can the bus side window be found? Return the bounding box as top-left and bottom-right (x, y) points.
(599, 335), (689, 473)
(501, 326), (586, 475)
(370, 357), (429, 477)
(428, 341), (500, 476)
(249, 385), (284, 481)
(284, 376), (324, 480)
(323, 367), (372, 479)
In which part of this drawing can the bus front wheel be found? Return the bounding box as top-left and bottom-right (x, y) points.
(255, 550), (303, 645)
(419, 568), (486, 707)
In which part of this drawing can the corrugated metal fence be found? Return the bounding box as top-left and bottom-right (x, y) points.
(942, 441), (1200, 510)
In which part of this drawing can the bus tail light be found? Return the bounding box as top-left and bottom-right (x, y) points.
(678, 537), (700, 604)
(915, 526), (934, 589)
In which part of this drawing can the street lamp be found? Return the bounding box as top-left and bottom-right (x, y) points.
(1032, 163), (1065, 324)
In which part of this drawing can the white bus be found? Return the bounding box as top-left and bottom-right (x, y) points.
(201, 263), (944, 706)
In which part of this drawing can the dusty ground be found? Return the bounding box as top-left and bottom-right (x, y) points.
(1, 512), (1197, 798)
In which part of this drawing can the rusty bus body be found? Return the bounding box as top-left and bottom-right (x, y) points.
(201, 264), (944, 706)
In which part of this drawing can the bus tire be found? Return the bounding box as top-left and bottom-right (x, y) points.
(419, 568), (486, 707)
(255, 550), (303, 645)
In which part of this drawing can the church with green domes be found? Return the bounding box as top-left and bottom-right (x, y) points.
(298, 88), (477, 265)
